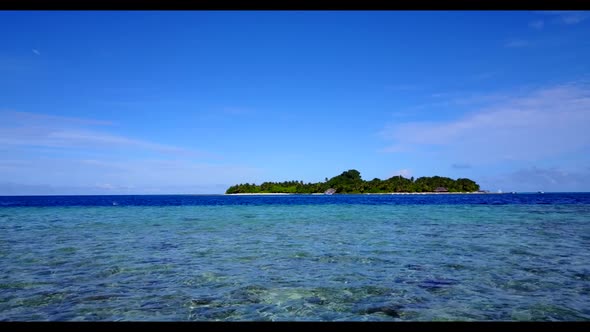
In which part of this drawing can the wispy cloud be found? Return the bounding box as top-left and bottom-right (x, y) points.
(479, 166), (590, 192)
(473, 72), (497, 81)
(378, 144), (410, 154)
(537, 11), (590, 25)
(379, 81), (590, 164)
(0, 110), (267, 194)
(504, 39), (531, 48)
(392, 169), (412, 178)
(451, 163), (472, 169)
(221, 107), (254, 116)
(385, 84), (422, 92)
(0, 55), (32, 72)
(0, 181), (232, 195)
(0, 111), (215, 158)
(50, 131), (203, 155)
(386, 91), (512, 120)
(0, 157), (263, 195)
(529, 20), (544, 30)
(32, 49), (40, 56)
(3, 111), (114, 127)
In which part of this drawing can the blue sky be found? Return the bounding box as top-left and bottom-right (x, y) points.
(1, 10), (590, 194)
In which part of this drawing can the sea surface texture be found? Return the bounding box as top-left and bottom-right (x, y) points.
(1, 193), (589, 321)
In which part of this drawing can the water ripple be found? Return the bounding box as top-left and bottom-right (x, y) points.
(0, 197), (589, 320)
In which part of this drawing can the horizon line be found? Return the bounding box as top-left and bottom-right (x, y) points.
(2, 192), (590, 197)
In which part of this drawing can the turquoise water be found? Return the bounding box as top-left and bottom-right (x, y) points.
(1, 194), (589, 321)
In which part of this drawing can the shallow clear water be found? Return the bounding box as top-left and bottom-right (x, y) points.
(1, 194), (589, 321)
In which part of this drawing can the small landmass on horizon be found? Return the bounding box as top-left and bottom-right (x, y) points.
(226, 169), (481, 194)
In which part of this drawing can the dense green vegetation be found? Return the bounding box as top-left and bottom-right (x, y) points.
(225, 169), (480, 194)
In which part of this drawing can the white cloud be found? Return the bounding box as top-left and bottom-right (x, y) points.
(378, 144), (410, 153)
(479, 166), (590, 192)
(537, 11), (590, 25)
(504, 40), (531, 48)
(474, 72), (497, 81)
(392, 169), (412, 178)
(221, 107), (254, 115)
(385, 84), (421, 92)
(379, 81), (590, 165)
(95, 183), (115, 190)
(0, 111), (214, 158)
(0, 181), (231, 195)
(529, 20), (544, 29)
(0, 157), (263, 195)
(390, 91), (512, 118)
(4, 111), (114, 126)
(0, 55), (33, 72)
(562, 15), (586, 25)
(0, 111), (256, 194)
(451, 163), (472, 169)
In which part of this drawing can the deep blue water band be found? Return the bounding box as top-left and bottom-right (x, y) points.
(1, 193), (589, 207)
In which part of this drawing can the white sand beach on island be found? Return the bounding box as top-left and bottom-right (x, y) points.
(226, 192), (499, 195)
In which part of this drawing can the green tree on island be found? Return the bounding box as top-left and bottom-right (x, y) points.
(225, 170), (480, 194)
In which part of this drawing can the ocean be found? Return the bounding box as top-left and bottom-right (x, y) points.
(1, 193), (589, 321)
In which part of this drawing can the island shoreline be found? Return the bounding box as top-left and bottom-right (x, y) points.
(226, 192), (502, 195)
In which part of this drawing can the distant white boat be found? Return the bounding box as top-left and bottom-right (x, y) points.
(324, 188), (336, 195)
(538, 191), (544, 194)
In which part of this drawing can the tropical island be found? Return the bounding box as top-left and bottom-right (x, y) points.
(226, 169), (480, 194)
